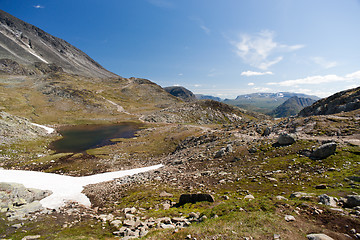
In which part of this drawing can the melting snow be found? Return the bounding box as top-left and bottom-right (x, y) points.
(30, 123), (55, 134)
(0, 164), (163, 209)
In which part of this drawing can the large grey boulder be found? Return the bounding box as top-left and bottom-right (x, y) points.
(343, 195), (360, 208)
(277, 133), (296, 146)
(310, 143), (337, 160)
(307, 233), (334, 240)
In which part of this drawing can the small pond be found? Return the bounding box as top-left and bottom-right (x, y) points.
(51, 123), (142, 153)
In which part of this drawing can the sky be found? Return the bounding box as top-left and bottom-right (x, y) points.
(1, 0), (360, 99)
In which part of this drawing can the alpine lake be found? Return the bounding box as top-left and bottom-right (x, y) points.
(51, 122), (142, 153)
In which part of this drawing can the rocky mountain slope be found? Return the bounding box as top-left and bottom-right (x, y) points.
(270, 96), (316, 118)
(0, 9), (116, 78)
(299, 86), (360, 117)
(224, 92), (319, 114)
(164, 86), (197, 102)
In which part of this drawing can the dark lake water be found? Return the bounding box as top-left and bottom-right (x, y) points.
(51, 123), (141, 153)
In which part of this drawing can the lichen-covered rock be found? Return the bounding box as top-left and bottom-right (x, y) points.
(318, 194), (337, 207)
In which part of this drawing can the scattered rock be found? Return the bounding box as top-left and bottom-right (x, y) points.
(214, 148), (226, 158)
(318, 194), (337, 207)
(284, 215), (295, 222)
(306, 233), (334, 240)
(248, 147), (258, 154)
(348, 176), (360, 182)
(290, 192), (314, 200)
(110, 219), (122, 228)
(159, 191), (173, 198)
(262, 127), (271, 137)
(244, 194), (255, 201)
(21, 236), (41, 240)
(315, 184), (327, 189)
(275, 196), (288, 201)
(310, 143), (337, 160)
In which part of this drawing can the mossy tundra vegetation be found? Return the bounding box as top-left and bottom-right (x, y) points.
(0, 9), (360, 240)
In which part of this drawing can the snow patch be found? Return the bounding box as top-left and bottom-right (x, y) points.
(30, 123), (55, 134)
(0, 164), (163, 209)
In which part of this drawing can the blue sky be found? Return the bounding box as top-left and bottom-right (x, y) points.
(1, 0), (360, 98)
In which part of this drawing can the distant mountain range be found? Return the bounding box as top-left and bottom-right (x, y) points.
(223, 92), (320, 114)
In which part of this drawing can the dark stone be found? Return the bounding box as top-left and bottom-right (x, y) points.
(262, 127), (271, 137)
(344, 195), (360, 208)
(277, 133), (296, 146)
(310, 142), (337, 160)
(315, 184), (327, 189)
(176, 194), (215, 207)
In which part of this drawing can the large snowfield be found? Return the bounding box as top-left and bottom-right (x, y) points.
(0, 164), (163, 209)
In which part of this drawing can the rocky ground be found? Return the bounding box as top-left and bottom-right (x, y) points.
(0, 110), (360, 240)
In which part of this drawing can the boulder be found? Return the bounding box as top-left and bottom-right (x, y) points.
(318, 194), (337, 207)
(277, 133), (295, 146)
(176, 193), (214, 206)
(310, 143), (337, 160)
(343, 195), (360, 208)
(214, 148), (226, 158)
(306, 233), (334, 240)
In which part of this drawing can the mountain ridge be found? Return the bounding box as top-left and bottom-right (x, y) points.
(270, 96), (316, 118)
(0, 9), (117, 78)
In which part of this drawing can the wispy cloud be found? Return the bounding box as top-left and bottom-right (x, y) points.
(189, 17), (211, 35)
(33, 5), (44, 9)
(147, 0), (174, 8)
(232, 30), (304, 70)
(241, 70), (273, 76)
(248, 82), (255, 86)
(200, 25), (210, 35)
(311, 57), (338, 69)
(268, 70), (360, 87)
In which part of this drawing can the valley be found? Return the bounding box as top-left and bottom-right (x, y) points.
(0, 8), (359, 240)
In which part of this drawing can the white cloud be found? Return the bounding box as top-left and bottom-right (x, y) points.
(241, 70), (273, 76)
(33, 5), (44, 9)
(268, 70), (360, 87)
(194, 84), (201, 87)
(248, 82), (255, 86)
(232, 30), (304, 70)
(312, 57), (338, 69)
(178, 73), (183, 76)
